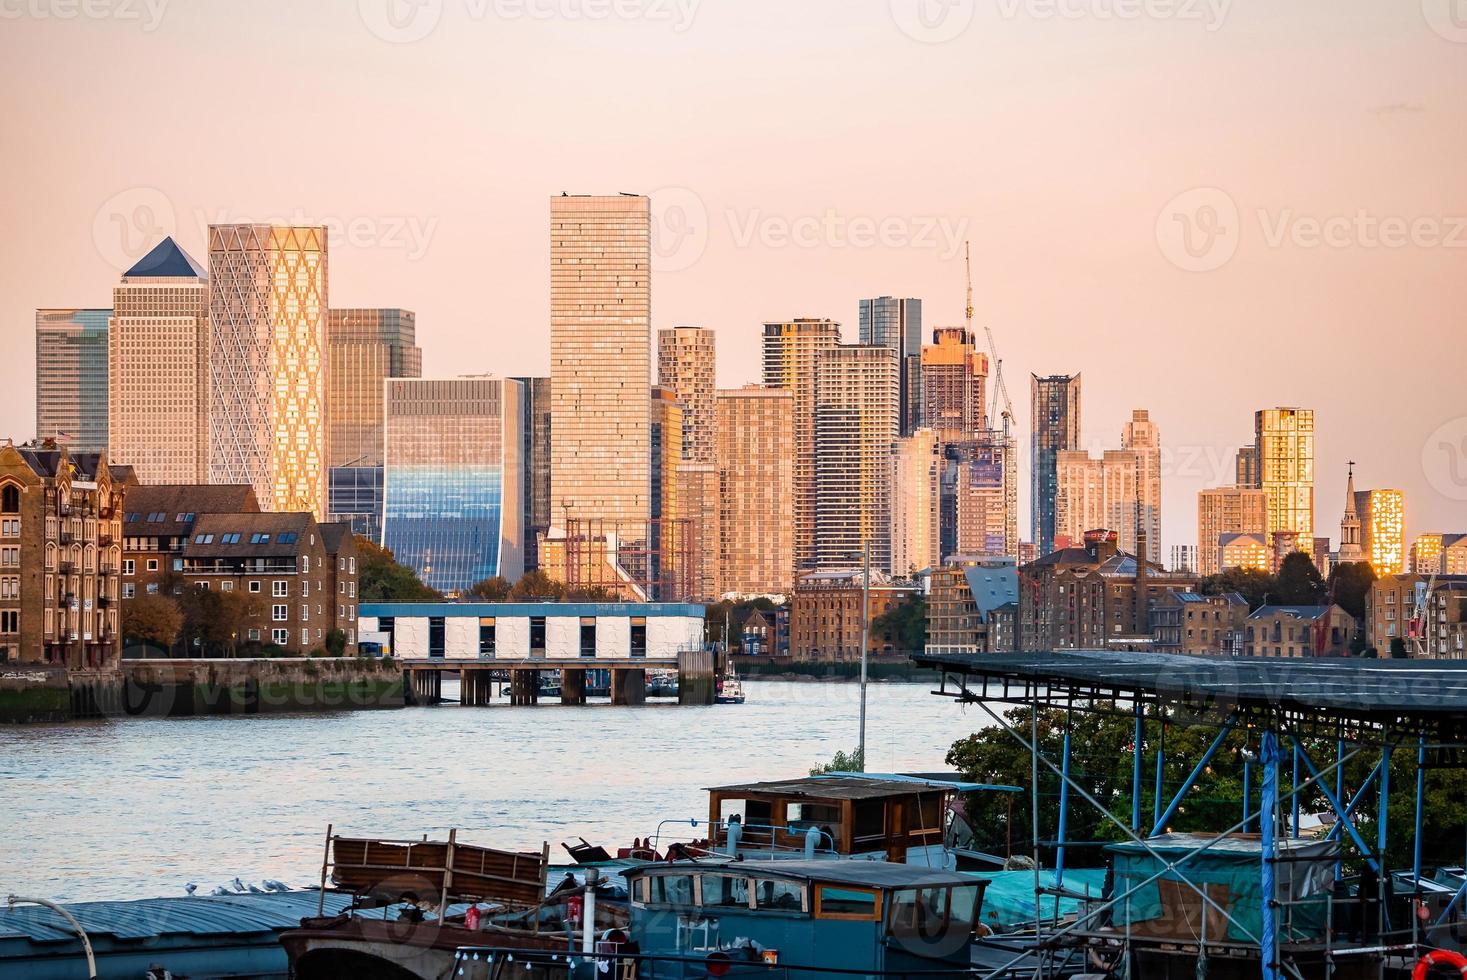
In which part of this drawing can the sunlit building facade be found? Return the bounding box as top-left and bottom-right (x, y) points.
(920, 327), (988, 444)
(381, 377), (524, 594)
(208, 224), (329, 517)
(1254, 407), (1314, 552)
(658, 326), (717, 596)
(813, 345), (899, 572)
(35, 309), (110, 452)
(549, 194), (651, 529)
(859, 297), (922, 436)
(1411, 533), (1467, 575)
(1197, 485), (1269, 576)
(891, 429), (941, 575)
(952, 431), (1019, 559)
(716, 385), (794, 597)
(762, 318), (841, 573)
(108, 238), (210, 484)
(1356, 488), (1405, 576)
(1031, 374), (1081, 556)
(1219, 531), (1271, 573)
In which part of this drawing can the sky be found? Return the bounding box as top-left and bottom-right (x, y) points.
(2, 0), (1465, 556)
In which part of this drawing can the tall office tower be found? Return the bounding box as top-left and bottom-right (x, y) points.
(549, 194), (651, 528)
(890, 429), (941, 575)
(1170, 544), (1198, 574)
(108, 238), (210, 484)
(1235, 446), (1259, 487)
(859, 297), (923, 436)
(657, 325), (717, 596)
(813, 345), (899, 572)
(716, 385), (795, 596)
(511, 376), (552, 572)
(649, 387), (689, 598)
(920, 327), (988, 444)
(1254, 407), (1315, 550)
(381, 377), (524, 593)
(762, 318), (842, 572)
(208, 224), (329, 517)
(952, 432), (1019, 559)
(1354, 487), (1405, 576)
(35, 309), (110, 452)
(325, 309), (421, 537)
(1337, 463), (1364, 564)
(1122, 410), (1162, 564)
(1030, 374), (1082, 556)
(1196, 485), (1269, 576)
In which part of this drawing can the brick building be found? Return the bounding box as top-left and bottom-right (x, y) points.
(789, 569), (917, 662)
(0, 442), (128, 668)
(1367, 574), (1467, 657)
(1242, 604), (1355, 658)
(1151, 590), (1248, 655)
(926, 556), (1019, 655)
(121, 484), (261, 601)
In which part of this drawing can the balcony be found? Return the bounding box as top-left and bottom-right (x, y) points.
(99, 565), (116, 577)
(59, 531), (75, 545)
(58, 562), (75, 575)
(99, 534), (114, 547)
(98, 596), (112, 608)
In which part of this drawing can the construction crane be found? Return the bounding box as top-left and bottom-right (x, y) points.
(966, 241), (1013, 436)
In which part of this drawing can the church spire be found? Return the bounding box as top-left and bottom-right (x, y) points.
(1339, 461), (1363, 562)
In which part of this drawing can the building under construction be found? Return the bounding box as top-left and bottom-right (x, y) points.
(538, 517), (695, 602)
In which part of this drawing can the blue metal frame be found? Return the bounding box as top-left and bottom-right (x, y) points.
(1131, 703), (1143, 833)
(1055, 710), (1073, 887)
(1153, 708), (1166, 831)
(1415, 734), (1427, 883)
(1151, 716), (1236, 837)
(1260, 731), (1281, 980)
(1291, 737), (1380, 873)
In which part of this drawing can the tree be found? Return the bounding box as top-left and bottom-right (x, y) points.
(564, 585), (623, 602)
(1389, 636), (1409, 658)
(356, 536), (441, 603)
(1275, 551), (1326, 605)
(325, 628), (348, 657)
(810, 747), (864, 775)
(122, 593), (182, 650)
(465, 576), (513, 601)
(1198, 567), (1275, 610)
(1328, 562), (1376, 621)
(872, 595), (928, 653)
(509, 569), (564, 601)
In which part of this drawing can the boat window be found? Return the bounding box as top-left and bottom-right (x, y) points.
(816, 886), (880, 920)
(911, 793), (943, 837)
(700, 874), (752, 909)
(853, 801), (886, 843)
(649, 875), (695, 906)
(787, 802), (842, 846)
(887, 887), (950, 938)
(755, 879), (806, 913)
(947, 885), (982, 931)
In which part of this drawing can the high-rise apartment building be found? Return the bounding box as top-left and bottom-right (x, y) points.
(650, 386), (690, 598)
(1030, 374), (1082, 556)
(920, 327), (988, 444)
(762, 318), (841, 572)
(1197, 485), (1269, 576)
(107, 238), (210, 485)
(657, 326), (717, 596)
(208, 224), (329, 518)
(715, 386), (794, 597)
(1122, 410), (1162, 563)
(1410, 533), (1467, 575)
(1254, 407), (1314, 550)
(35, 309), (110, 453)
(813, 345), (899, 572)
(381, 377), (524, 594)
(511, 376), (552, 572)
(1355, 487), (1405, 576)
(859, 297), (922, 436)
(890, 429), (941, 575)
(951, 432), (1019, 559)
(1235, 446), (1259, 487)
(1170, 544), (1199, 574)
(325, 309), (422, 538)
(549, 194), (651, 528)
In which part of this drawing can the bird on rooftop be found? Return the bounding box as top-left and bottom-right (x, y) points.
(184, 883), (197, 896)
(262, 880), (290, 893)
(231, 878), (248, 893)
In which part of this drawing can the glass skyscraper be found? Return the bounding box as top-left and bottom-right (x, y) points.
(1030, 373), (1082, 557)
(35, 309), (110, 452)
(859, 297), (922, 436)
(381, 377), (524, 594)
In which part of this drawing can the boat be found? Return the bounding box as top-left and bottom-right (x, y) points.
(714, 665), (745, 704)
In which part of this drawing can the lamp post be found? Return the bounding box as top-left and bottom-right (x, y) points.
(858, 538), (870, 772)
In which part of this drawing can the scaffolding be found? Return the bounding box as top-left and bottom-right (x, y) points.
(553, 516), (696, 602)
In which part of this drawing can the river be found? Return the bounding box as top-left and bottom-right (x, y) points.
(0, 680), (994, 902)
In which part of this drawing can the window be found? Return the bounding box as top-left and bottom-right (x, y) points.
(147, 512), (165, 523)
(0, 610), (17, 633)
(301, 555), (309, 573)
(0, 485), (19, 513)
(194, 533), (214, 544)
(0, 519), (17, 537)
(580, 618), (596, 657)
(429, 617), (446, 658)
(530, 616), (547, 654)
(301, 581), (309, 598)
(123, 559), (135, 576)
(146, 558), (158, 572)
(250, 533), (270, 544)
(273, 581), (288, 597)
(755, 879), (806, 912)
(302, 628), (310, 646)
(631, 617), (647, 656)
(221, 581), (233, 591)
(272, 628), (288, 646)
(247, 628), (260, 641)
(221, 533), (241, 544)
(648, 875), (695, 907)
(479, 618), (496, 657)
(249, 580), (261, 593)
(278, 531), (297, 544)
(0, 547), (17, 567)
(701, 875), (752, 909)
(300, 605), (309, 623)
(272, 605), (288, 622)
(146, 583), (158, 594)
(816, 886), (880, 920)
(122, 583), (135, 599)
(348, 557), (355, 574)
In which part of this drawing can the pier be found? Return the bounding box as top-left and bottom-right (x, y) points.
(401, 649), (715, 707)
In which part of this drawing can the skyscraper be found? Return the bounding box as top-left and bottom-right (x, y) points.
(208, 224), (329, 517)
(1122, 409), (1162, 564)
(952, 432), (1019, 559)
(1355, 487), (1405, 576)
(35, 309), (110, 452)
(649, 386), (690, 598)
(325, 309), (422, 537)
(108, 238), (210, 484)
(1197, 485), (1269, 576)
(920, 327), (988, 444)
(549, 194), (651, 528)
(762, 318), (841, 573)
(814, 345), (899, 572)
(1254, 407), (1314, 550)
(859, 297), (923, 435)
(381, 377), (524, 593)
(511, 376), (552, 572)
(716, 386), (794, 596)
(1030, 374), (1082, 556)
(890, 429), (941, 575)
(657, 326), (717, 596)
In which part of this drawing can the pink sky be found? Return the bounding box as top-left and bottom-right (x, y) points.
(2, 0), (1465, 555)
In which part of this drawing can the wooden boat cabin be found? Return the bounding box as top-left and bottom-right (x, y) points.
(704, 773), (1018, 865)
(620, 859), (986, 979)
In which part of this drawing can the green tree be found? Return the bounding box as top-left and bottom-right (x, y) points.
(466, 576), (513, 601)
(704, 597), (780, 650)
(356, 537), (441, 603)
(564, 585), (623, 602)
(810, 747), (864, 775)
(510, 569), (564, 601)
(1328, 561), (1376, 621)
(122, 593), (182, 650)
(1275, 551), (1326, 605)
(1198, 567), (1275, 610)
(871, 595), (928, 653)
(1389, 636), (1409, 658)
(325, 627), (348, 657)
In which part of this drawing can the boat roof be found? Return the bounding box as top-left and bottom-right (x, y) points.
(626, 859), (973, 890)
(707, 773), (1019, 800)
